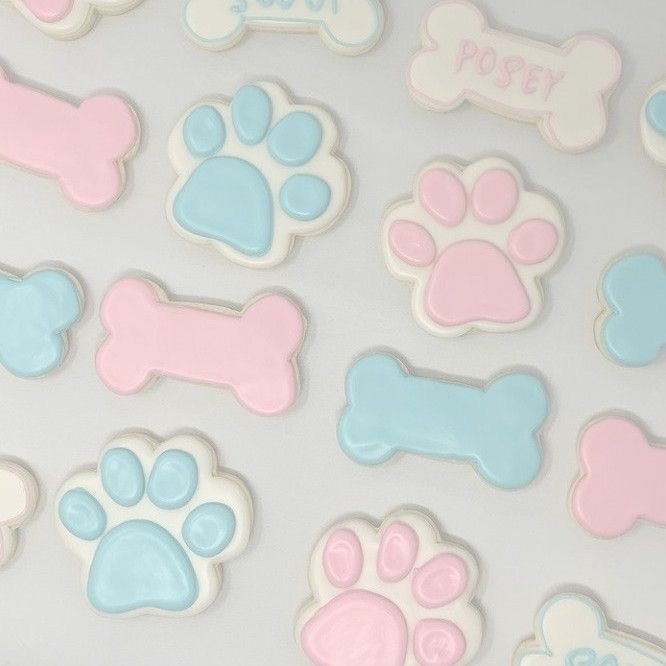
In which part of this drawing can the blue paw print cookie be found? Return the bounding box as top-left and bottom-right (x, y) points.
(0, 267), (82, 378)
(167, 82), (350, 267)
(596, 252), (666, 366)
(57, 434), (252, 616)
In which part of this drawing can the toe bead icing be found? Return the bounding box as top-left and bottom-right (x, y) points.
(418, 169), (466, 227)
(323, 528), (363, 588)
(100, 448), (145, 507)
(413, 619), (466, 666)
(377, 521), (419, 583)
(389, 221), (436, 267)
(507, 220), (558, 265)
(184, 106), (226, 157)
(470, 169), (518, 224)
(412, 554), (468, 608)
(232, 85), (273, 145)
(59, 489), (107, 541)
(147, 450), (198, 510)
(182, 502), (236, 558)
(268, 111), (322, 167)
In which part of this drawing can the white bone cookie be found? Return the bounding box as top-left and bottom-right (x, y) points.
(408, 0), (621, 153)
(6, 0), (144, 39)
(183, 0), (384, 55)
(0, 460), (37, 567)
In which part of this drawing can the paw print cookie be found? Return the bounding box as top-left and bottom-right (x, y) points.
(56, 433), (252, 616)
(382, 158), (564, 336)
(0, 461), (37, 567)
(167, 82), (350, 268)
(0, 266), (82, 378)
(297, 509), (483, 666)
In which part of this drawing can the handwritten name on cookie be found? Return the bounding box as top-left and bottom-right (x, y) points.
(408, 0), (621, 152)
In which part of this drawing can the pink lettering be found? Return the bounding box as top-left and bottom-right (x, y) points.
(495, 56), (525, 88)
(522, 64), (543, 95)
(475, 46), (497, 75)
(543, 70), (565, 100)
(455, 39), (478, 71)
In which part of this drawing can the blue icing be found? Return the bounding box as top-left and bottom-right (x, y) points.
(338, 354), (547, 489)
(280, 174), (331, 221)
(0, 269), (81, 378)
(268, 111), (322, 166)
(59, 489), (107, 541)
(566, 650), (619, 666)
(184, 106), (226, 157)
(101, 448), (145, 508)
(232, 85), (272, 145)
(87, 520), (198, 614)
(646, 91), (666, 136)
(182, 503), (236, 558)
(600, 253), (666, 366)
(147, 450), (198, 510)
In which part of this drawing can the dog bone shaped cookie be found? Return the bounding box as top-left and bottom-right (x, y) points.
(9, 0), (144, 39)
(0, 67), (139, 210)
(338, 353), (548, 489)
(183, 0), (384, 55)
(96, 278), (305, 416)
(408, 0), (621, 153)
(0, 460), (37, 567)
(571, 416), (666, 538)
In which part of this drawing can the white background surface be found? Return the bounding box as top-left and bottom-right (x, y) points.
(0, 1), (665, 663)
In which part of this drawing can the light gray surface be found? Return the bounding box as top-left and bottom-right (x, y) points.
(0, 1), (665, 663)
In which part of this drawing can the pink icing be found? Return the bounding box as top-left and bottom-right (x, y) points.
(323, 529), (363, 589)
(96, 278), (305, 416)
(377, 521), (419, 583)
(413, 619), (466, 666)
(0, 68), (138, 210)
(412, 554), (468, 609)
(571, 417), (666, 538)
(389, 221), (436, 267)
(21, 0), (73, 21)
(507, 219), (558, 265)
(301, 590), (408, 666)
(419, 169), (467, 226)
(470, 169), (518, 224)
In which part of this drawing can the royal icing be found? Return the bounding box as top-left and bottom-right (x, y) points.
(183, 0), (384, 55)
(297, 509), (484, 666)
(382, 157), (564, 336)
(596, 252), (666, 367)
(96, 277), (305, 415)
(571, 416), (666, 538)
(56, 432), (252, 616)
(641, 81), (666, 171)
(0, 267), (82, 378)
(0, 461), (37, 567)
(408, 0), (621, 153)
(0, 66), (139, 210)
(167, 82), (350, 267)
(514, 593), (666, 665)
(338, 353), (548, 489)
(7, 0), (144, 39)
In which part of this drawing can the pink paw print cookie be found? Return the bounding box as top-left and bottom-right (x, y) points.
(383, 158), (564, 336)
(297, 509), (483, 666)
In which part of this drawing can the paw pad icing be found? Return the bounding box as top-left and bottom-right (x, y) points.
(513, 593), (666, 665)
(96, 277), (305, 415)
(297, 509), (483, 666)
(571, 416), (666, 538)
(0, 267), (82, 378)
(338, 353), (548, 489)
(56, 433), (252, 616)
(596, 252), (666, 366)
(408, 0), (621, 152)
(383, 158), (564, 336)
(183, 0), (384, 56)
(168, 82), (350, 267)
(0, 461), (37, 567)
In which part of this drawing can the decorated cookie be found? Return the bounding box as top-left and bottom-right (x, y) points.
(641, 81), (666, 171)
(167, 82), (350, 267)
(338, 353), (548, 489)
(297, 509), (483, 666)
(0, 460), (37, 567)
(383, 158), (564, 336)
(7, 0), (144, 38)
(571, 416), (666, 538)
(596, 252), (666, 367)
(513, 593), (666, 665)
(0, 66), (139, 210)
(56, 432), (252, 616)
(408, 1), (621, 152)
(0, 266), (82, 378)
(96, 277), (305, 415)
(183, 0), (384, 55)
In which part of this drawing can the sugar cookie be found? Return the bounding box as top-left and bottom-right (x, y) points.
(0, 460), (37, 567)
(383, 157), (564, 336)
(56, 432), (252, 616)
(167, 82), (350, 268)
(408, 0), (621, 152)
(297, 509), (483, 666)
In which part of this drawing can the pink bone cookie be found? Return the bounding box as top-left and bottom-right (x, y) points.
(96, 278), (305, 416)
(408, 0), (621, 152)
(0, 67), (139, 210)
(0, 461), (38, 567)
(571, 417), (666, 538)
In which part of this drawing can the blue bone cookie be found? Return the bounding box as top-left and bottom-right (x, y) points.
(338, 353), (548, 489)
